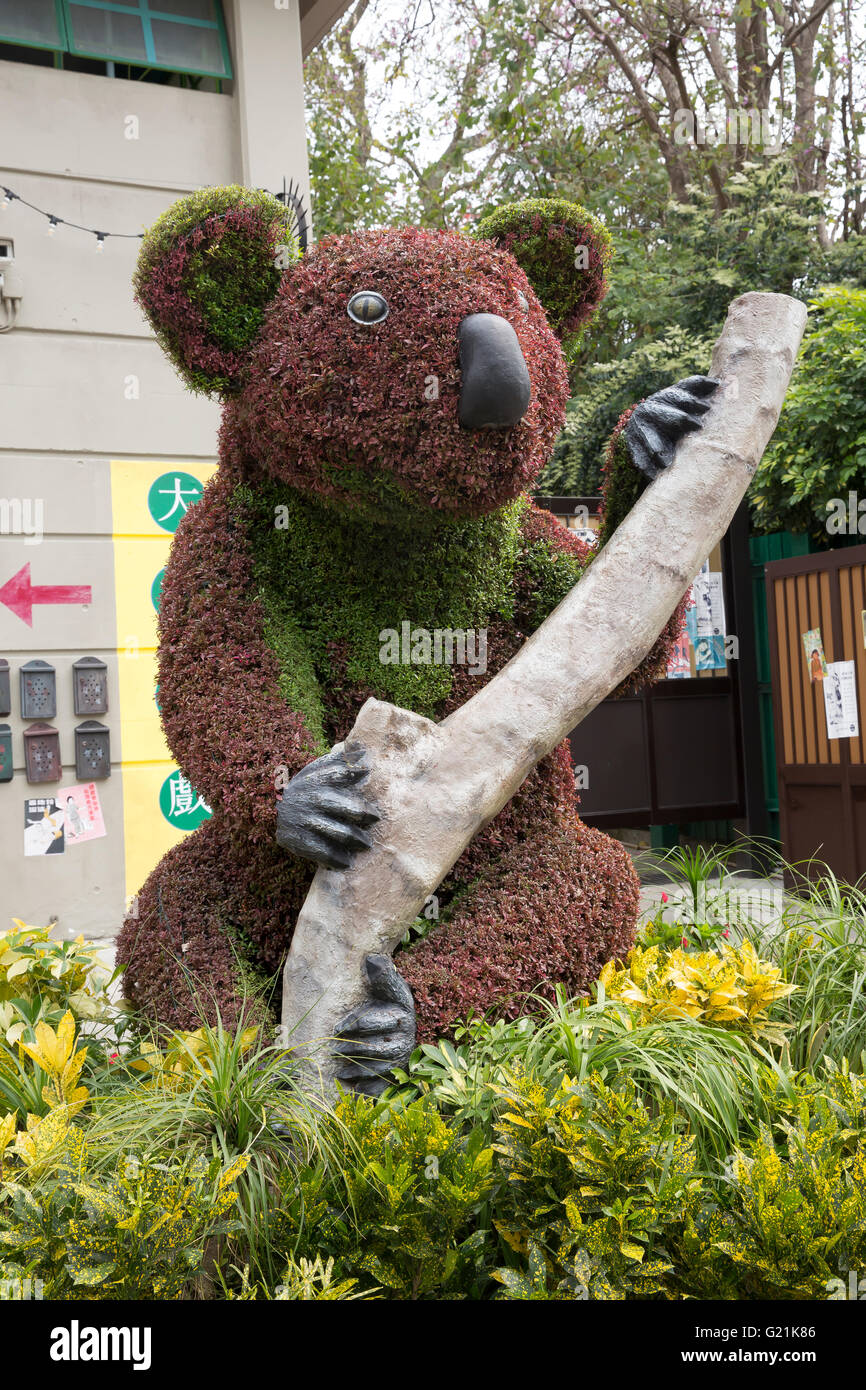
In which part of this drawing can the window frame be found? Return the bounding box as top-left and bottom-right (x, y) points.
(0, 0), (233, 81)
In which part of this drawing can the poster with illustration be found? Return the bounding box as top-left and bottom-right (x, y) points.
(24, 798), (65, 856)
(695, 634), (727, 671)
(58, 782), (107, 845)
(802, 628), (828, 683)
(823, 660), (859, 740)
(666, 633), (691, 679)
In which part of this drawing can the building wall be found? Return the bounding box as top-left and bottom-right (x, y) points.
(0, 0), (314, 939)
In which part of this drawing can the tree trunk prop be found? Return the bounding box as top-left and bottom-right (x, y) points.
(281, 291), (807, 1088)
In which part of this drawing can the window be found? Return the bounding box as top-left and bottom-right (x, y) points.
(0, 0), (231, 80)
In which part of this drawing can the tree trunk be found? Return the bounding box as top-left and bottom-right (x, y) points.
(281, 292), (807, 1092)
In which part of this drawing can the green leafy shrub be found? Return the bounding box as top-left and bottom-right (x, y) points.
(751, 286), (866, 538)
(491, 1069), (703, 1299)
(537, 327), (713, 496)
(0, 920), (116, 1046)
(680, 1062), (866, 1300)
(745, 871), (866, 1071)
(0, 1143), (248, 1300)
(271, 1093), (495, 1300)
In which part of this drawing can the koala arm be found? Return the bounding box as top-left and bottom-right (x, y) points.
(512, 501), (595, 634)
(155, 475), (320, 844)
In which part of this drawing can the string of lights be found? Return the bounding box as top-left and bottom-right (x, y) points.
(1, 184), (142, 251)
(0, 179), (308, 253)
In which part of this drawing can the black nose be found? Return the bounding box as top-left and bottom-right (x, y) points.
(458, 313), (531, 430)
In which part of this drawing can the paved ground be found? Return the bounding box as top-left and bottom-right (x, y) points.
(627, 846), (787, 929)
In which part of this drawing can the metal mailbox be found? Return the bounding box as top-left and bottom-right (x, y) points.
(74, 721), (111, 780)
(23, 723), (61, 783)
(20, 660), (57, 720)
(0, 723), (12, 782)
(73, 657), (108, 716)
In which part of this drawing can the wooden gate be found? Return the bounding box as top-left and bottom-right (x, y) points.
(766, 544), (866, 882)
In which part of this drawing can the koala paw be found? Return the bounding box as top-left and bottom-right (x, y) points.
(332, 954), (416, 1097)
(276, 741), (379, 871)
(625, 375), (719, 480)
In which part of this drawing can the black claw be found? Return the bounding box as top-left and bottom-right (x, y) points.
(626, 375), (719, 479)
(276, 745), (380, 869)
(332, 955), (416, 1095)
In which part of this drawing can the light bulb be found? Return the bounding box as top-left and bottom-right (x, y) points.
(95, 234), (105, 253)
(47, 217), (58, 237)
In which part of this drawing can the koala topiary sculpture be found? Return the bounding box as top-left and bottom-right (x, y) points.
(116, 187), (716, 1091)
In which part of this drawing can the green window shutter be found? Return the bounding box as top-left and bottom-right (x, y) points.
(0, 0), (66, 50)
(60, 0), (232, 78)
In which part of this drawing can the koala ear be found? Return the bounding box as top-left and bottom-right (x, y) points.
(133, 184), (302, 397)
(475, 197), (612, 339)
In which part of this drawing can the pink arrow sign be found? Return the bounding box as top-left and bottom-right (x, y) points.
(0, 564), (92, 627)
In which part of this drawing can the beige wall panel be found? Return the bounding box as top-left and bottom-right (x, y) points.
(0, 336), (221, 457)
(0, 61), (239, 190)
(233, 0), (312, 211)
(0, 456), (113, 535)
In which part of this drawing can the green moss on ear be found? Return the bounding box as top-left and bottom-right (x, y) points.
(475, 197), (612, 339)
(134, 185), (300, 397)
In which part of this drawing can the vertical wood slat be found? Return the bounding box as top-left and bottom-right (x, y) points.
(775, 578), (794, 764)
(807, 571), (830, 764)
(796, 573), (818, 764)
(820, 570), (841, 764)
(787, 576), (807, 763)
(839, 565), (858, 763)
(843, 564), (866, 764)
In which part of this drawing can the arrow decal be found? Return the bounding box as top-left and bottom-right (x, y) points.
(0, 564), (92, 627)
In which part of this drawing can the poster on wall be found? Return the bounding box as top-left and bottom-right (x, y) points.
(684, 584), (699, 645)
(24, 798), (65, 856)
(666, 633), (691, 679)
(802, 628), (828, 683)
(693, 560), (726, 638)
(58, 783), (107, 845)
(695, 635), (727, 671)
(823, 660), (859, 739)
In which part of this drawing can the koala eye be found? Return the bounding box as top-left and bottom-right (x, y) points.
(347, 290), (389, 325)
(516, 290), (529, 314)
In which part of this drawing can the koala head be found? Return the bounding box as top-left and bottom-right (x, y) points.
(134, 186), (611, 520)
